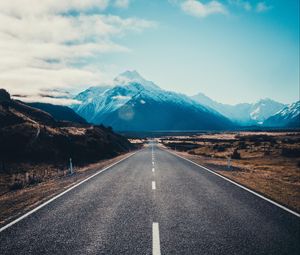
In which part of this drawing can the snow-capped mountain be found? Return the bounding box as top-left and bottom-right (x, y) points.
(191, 93), (285, 125)
(72, 71), (234, 131)
(263, 101), (300, 128)
(249, 99), (286, 123)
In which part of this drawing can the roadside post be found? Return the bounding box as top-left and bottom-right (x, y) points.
(227, 157), (231, 170)
(69, 158), (73, 175)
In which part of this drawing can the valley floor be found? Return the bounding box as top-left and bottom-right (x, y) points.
(0, 144), (299, 254)
(161, 131), (300, 212)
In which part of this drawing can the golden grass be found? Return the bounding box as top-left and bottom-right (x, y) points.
(162, 131), (300, 213)
(0, 152), (132, 226)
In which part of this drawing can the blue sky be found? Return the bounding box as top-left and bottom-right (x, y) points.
(101, 0), (300, 104)
(0, 0), (299, 105)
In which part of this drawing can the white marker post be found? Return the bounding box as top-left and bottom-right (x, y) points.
(69, 158), (73, 175)
(227, 157), (231, 170)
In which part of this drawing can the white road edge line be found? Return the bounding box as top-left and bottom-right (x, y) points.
(167, 150), (300, 218)
(152, 181), (156, 190)
(152, 222), (161, 255)
(0, 151), (138, 233)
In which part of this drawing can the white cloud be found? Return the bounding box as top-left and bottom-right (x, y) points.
(228, 0), (252, 11)
(228, 0), (272, 13)
(114, 0), (130, 9)
(180, 0), (227, 18)
(0, 0), (155, 104)
(13, 96), (82, 106)
(256, 2), (272, 13)
(0, 0), (109, 17)
(112, 95), (132, 100)
(173, 0), (272, 16)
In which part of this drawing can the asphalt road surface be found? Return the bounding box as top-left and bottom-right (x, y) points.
(0, 143), (299, 254)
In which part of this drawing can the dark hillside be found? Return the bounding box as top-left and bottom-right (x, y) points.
(0, 89), (134, 173)
(27, 102), (87, 124)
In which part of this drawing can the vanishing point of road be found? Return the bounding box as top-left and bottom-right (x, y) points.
(0, 143), (299, 254)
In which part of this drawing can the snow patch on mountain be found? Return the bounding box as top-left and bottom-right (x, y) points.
(72, 71), (223, 125)
(263, 101), (300, 127)
(192, 93), (286, 125)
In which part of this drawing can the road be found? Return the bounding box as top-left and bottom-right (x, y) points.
(0, 143), (299, 254)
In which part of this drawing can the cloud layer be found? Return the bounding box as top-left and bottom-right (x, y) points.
(0, 0), (154, 104)
(181, 0), (227, 18)
(171, 0), (272, 18)
(229, 0), (272, 13)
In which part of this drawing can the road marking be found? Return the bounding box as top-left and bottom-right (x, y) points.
(152, 181), (156, 190)
(152, 161), (154, 165)
(0, 151), (138, 233)
(152, 222), (161, 255)
(152, 168), (155, 172)
(167, 150), (300, 218)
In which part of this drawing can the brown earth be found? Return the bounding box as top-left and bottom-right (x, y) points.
(161, 132), (300, 213)
(0, 151), (136, 227)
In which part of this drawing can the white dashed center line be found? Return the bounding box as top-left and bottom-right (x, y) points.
(152, 222), (161, 255)
(152, 167), (155, 172)
(152, 181), (156, 190)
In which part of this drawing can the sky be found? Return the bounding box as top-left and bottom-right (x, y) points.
(0, 0), (299, 105)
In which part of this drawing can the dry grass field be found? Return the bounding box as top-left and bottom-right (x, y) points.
(0, 152), (134, 227)
(161, 132), (300, 212)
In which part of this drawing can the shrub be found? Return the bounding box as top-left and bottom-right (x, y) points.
(9, 181), (24, 190)
(281, 148), (300, 158)
(231, 149), (241, 159)
(28, 176), (42, 185)
(238, 141), (247, 149)
(213, 144), (226, 152)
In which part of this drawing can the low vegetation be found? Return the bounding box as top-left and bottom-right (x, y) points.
(162, 132), (300, 212)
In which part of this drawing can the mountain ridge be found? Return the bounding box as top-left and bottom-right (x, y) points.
(72, 71), (234, 131)
(191, 92), (286, 125)
(26, 102), (87, 124)
(263, 101), (300, 128)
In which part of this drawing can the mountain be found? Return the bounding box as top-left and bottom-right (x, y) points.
(192, 92), (285, 125)
(249, 99), (286, 123)
(0, 89), (134, 167)
(26, 102), (87, 124)
(72, 71), (234, 131)
(263, 101), (300, 128)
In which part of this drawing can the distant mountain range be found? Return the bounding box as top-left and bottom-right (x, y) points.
(72, 71), (234, 131)
(71, 70), (299, 130)
(191, 93), (286, 125)
(6, 71), (297, 132)
(264, 101), (300, 128)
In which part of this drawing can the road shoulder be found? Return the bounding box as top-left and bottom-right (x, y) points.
(0, 151), (138, 228)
